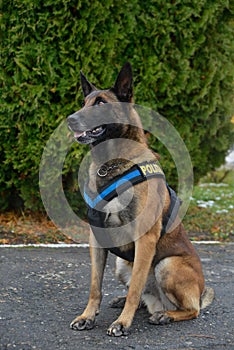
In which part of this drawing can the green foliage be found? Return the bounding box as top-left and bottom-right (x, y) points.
(1, 0), (234, 212)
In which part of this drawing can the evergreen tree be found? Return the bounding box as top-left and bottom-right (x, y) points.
(1, 0), (233, 211)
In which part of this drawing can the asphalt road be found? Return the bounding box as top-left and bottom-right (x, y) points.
(0, 244), (233, 350)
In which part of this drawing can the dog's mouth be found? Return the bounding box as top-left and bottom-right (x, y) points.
(72, 125), (106, 144)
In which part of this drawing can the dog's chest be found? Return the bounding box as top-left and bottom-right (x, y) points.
(103, 188), (134, 226)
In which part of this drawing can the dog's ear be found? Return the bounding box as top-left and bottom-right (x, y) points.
(113, 62), (133, 102)
(80, 71), (97, 97)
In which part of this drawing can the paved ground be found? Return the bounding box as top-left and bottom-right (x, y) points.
(0, 244), (233, 350)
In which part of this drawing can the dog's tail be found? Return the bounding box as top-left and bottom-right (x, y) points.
(200, 286), (215, 309)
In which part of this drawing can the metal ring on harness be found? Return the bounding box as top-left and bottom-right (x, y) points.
(97, 165), (108, 177)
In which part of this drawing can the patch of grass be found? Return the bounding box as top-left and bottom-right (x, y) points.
(184, 170), (234, 241)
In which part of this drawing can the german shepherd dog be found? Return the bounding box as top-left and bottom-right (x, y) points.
(67, 62), (214, 336)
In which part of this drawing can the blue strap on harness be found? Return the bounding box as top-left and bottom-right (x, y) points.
(84, 168), (142, 209)
(84, 161), (165, 210)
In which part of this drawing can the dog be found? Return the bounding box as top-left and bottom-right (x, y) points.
(67, 62), (214, 336)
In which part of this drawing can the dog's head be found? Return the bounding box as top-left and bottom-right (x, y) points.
(67, 62), (135, 145)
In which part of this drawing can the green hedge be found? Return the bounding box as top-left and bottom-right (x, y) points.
(1, 0), (234, 212)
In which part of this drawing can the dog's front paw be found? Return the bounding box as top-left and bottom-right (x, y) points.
(107, 322), (129, 337)
(70, 316), (95, 331)
(148, 311), (174, 325)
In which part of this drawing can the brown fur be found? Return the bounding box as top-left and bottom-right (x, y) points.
(67, 62), (214, 337)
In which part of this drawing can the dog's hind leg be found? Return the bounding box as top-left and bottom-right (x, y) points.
(149, 256), (205, 325)
(109, 257), (131, 309)
(141, 269), (166, 315)
(115, 257), (133, 287)
(109, 296), (127, 309)
(112, 257), (157, 311)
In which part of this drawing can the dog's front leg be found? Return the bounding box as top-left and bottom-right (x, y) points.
(107, 231), (158, 336)
(70, 232), (108, 331)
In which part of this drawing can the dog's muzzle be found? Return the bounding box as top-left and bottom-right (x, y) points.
(67, 112), (106, 144)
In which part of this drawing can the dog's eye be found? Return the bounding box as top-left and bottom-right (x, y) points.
(81, 101), (85, 107)
(95, 97), (106, 106)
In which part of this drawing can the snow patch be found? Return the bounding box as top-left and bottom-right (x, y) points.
(197, 200), (215, 208)
(199, 183), (228, 187)
(216, 209), (229, 214)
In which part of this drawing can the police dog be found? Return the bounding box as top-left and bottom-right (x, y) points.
(67, 62), (214, 336)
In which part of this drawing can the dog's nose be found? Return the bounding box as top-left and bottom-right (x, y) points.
(67, 112), (78, 125)
(67, 112), (88, 132)
(67, 113), (80, 132)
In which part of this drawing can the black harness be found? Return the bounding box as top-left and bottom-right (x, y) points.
(84, 161), (181, 262)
